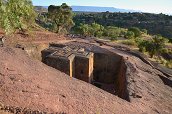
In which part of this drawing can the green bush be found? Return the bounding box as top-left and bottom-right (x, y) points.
(91, 23), (104, 37)
(125, 31), (135, 39)
(103, 26), (120, 38)
(138, 35), (168, 58)
(74, 23), (104, 37)
(128, 27), (142, 38)
(160, 48), (169, 53)
(141, 29), (148, 34)
(0, 0), (36, 34)
(166, 60), (172, 69)
(119, 28), (127, 37)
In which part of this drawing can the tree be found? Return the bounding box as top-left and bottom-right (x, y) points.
(74, 23), (92, 36)
(90, 23), (104, 37)
(48, 3), (74, 33)
(74, 23), (104, 37)
(128, 27), (141, 38)
(138, 35), (168, 58)
(0, 0), (36, 34)
(138, 39), (149, 53)
(103, 26), (121, 40)
(141, 29), (148, 34)
(151, 35), (168, 55)
(125, 31), (135, 39)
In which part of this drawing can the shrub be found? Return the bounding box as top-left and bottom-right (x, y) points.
(138, 35), (167, 58)
(125, 31), (135, 39)
(103, 26), (121, 39)
(110, 36), (118, 41)
(160, 48), (169, 53)
(128, 27), (141, 38)
(166, 60), (172, 69)
(91, 23), (104, 37)
(141, 29), (148, 34)
(137, 40), (150, 52)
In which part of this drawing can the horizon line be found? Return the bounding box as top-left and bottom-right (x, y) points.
(34, 5), (172, 15)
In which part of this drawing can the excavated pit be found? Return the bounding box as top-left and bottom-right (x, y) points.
(93, 52), (129, 100)
(41, 42), (129, 101)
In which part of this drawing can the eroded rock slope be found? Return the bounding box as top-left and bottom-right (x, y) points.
(0, 47), (140, 114)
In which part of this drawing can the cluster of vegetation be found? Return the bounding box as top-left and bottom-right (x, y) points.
(73, 23), (147, 40)
(0, 0), (36, 34)
(72, 21), (172, 68)
(73, 23), (104, 37)
(35, 4), (74, 34)
(137, 35), (168, 57)
(136, 35), (172, 68)
(0, 1), (74, 35)
(73, 12), (172, 41)
(73, 23), (128, 40)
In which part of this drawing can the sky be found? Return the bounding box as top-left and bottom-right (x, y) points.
(32, 0), (172, 14)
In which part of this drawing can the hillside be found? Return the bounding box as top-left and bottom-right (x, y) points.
(71, 6), (137, 13)
(0, 47), (140, 114)
(73, 12), (172, 39)
(39, 6), (137, 13)
(0, 36), (172, 113)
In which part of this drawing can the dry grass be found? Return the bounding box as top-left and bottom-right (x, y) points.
(120, 39), (137, 46)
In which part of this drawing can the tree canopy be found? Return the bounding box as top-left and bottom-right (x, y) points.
(48, 3), (74, 33)
(73, 12), (172, 39)
(138, 35), (168, 57)
(125, 31), (135, 39)
(128, 27), (141, 38)
(0, 0), (36, 34)
(73, 23), (127, 40)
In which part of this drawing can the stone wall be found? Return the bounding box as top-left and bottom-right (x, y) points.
(45, 55), (75, 77)
(74, 53), (94, 83)
(91, 49), (129, 100)
(116, 58), (129, 101)
(93, 52), (121, 84)
(41, 48), (57, 63)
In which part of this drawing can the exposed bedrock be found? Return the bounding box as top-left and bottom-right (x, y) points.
(41, 42), (130, 101)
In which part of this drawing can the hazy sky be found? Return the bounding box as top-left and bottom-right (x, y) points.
(32, 0), (172, 14)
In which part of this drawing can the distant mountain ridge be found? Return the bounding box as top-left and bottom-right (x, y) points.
(42, 6), (138, 13)
(71, 6), (137, 12)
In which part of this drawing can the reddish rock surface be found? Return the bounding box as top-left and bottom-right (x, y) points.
(56, 40), (172, 114)
(0, 47), (140, 114)
(0, 39), (172, 114)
